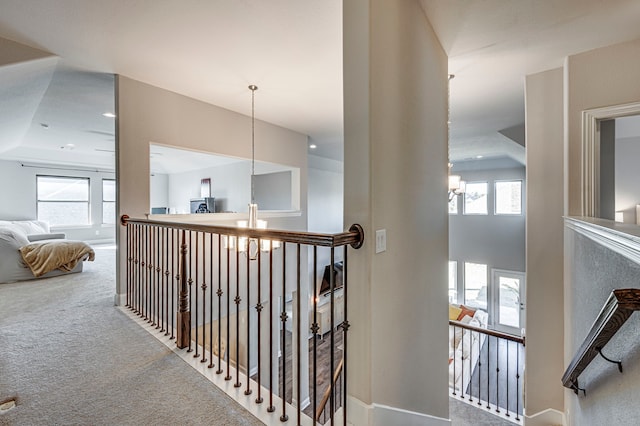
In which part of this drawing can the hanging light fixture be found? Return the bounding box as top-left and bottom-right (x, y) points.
(231, 85), (279, 259)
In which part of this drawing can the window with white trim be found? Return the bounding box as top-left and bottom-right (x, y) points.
(464, 262), (487, 310)
(37, 175), (90, 226)
(102, 179), (116, 224)
(448, 261), (458, 303)
(495, 180), (522, 215)
(463, 182), (488, 215)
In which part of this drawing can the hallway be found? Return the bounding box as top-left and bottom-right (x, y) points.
(0, 245), (261, 425)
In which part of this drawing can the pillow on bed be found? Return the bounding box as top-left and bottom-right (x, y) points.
(451, 314), (473, 349)
(449, 304), (463, 320)
(456, 304), (477, 321)
(11, 220), (49, 235)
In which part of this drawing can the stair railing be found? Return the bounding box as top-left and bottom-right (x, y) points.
(562, 288), (640, 395)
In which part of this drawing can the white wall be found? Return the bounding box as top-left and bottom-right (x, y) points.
(449, 166), (526, 284)
(149, 173), (168, 210)
(0, 159), (116, 241)
(167, 162), (250, 214)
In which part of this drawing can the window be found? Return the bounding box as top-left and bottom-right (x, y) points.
(495, 180), (522, 215)
(464, 262), (487, 310)
(448, 195), (458, 214)
(37, 176), (90, 226)
(103, 179), (116, 224)
(463, 182), (488, 215)
(448, 261), (457, 303)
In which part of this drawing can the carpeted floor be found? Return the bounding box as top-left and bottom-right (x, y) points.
(0, 244), (263, 426)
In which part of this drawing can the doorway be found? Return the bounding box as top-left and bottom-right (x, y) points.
(490, 269), (525, 335)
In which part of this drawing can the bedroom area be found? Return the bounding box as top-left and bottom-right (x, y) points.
(0, 45), (116, 284)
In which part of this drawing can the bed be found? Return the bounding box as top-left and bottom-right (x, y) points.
(0, 221), (94, 284)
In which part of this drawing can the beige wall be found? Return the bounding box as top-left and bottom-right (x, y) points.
(563, 38), (640, 426)
(566, 39), (640, 216)
(115, 76), (308, 297)
(524, 68), (565, 420)
(344, 0), (449, 423)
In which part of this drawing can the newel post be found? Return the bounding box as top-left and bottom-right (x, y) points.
(176, 229), (191, 348)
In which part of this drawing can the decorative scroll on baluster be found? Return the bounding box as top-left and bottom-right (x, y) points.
(176, 230), (190, 349)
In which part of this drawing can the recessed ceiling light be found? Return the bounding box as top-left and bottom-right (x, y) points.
(102, 112), (116, 118)
(309, 144), (317, 149)
(476, 155), (483, 159)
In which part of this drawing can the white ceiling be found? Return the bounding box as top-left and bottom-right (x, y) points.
(2, 1), (640, 169)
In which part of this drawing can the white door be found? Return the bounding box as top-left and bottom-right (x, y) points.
(490, 269), (525, 335)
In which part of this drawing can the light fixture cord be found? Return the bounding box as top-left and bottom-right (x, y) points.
(250, 85), (257, 204)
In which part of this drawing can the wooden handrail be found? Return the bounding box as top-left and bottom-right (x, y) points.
(120, 215), (364, 249)
(448, 320), (525, 345)
(562, 288), (640, 393)
(316, 358), (344, 422)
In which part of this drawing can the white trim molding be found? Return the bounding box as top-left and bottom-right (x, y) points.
(581, 101), (640, 217)
(525, 408), (566, 426)
(565, 216), (640, 265)
(347, 396), (450, 426)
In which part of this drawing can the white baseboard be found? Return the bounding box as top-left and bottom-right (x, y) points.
(525, 408), (565, 426)
(114, 293), (126, 306)
(348, 396), (450, 426)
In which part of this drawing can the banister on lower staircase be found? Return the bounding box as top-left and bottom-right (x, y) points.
(562, 288), (640, 395)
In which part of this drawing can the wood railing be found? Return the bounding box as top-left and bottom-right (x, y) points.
(120, 215), (363, 425)
(316, 358), (344, 424)
(562, 288), (640, 395)
(448, 319), (525, 423)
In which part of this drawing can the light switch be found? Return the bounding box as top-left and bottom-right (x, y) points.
(375, 229), (386, 253)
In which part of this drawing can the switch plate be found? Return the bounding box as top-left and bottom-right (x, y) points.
(375, 229), (386, 253)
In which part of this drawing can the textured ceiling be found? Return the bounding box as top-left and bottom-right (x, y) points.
(2, 1), (640, 169)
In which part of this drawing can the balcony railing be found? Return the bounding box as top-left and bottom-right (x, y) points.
(120, 215), (363, 425)
(449, 320), (525, 423)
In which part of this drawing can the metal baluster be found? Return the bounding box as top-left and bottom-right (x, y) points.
(225, 237), (232, 381)
(201, 232), (207, 363)
(496, 336), (500, 413)
(156, 226), (161, 329)
(141, 226), (146, 319)
(486, 335), (491, 409)
(329, 247), (335, 426)
(280, 243), (288, 422)
(267, 241), (275, 413)
(478, 331), (482, 406)
(215, 234), (223, 373)
(160, 227), (165, 333)
(505, 340), (510, 418)
(468, 331), (473, 403)
(516, 343), (521, 421)
(245, 239), (252, 396)
(170, 228), (175, 340)
(164, 227), (170, 336)
(150, 225), (155, 324)
(312, 246), (318, 421)
(208, 233), (215, 369)
(452, 324), (457, 396)
(234, 241), (241, 389)
(193, 231), (199, 357)
(187, 231), (193, 353)
(126, 223), (130, 307)
(342, 246), (349, 426)
(256, 240), (263, 404)
(296, 243), (301, 426)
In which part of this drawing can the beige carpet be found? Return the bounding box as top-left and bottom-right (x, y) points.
(0, 244), (262, 426)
